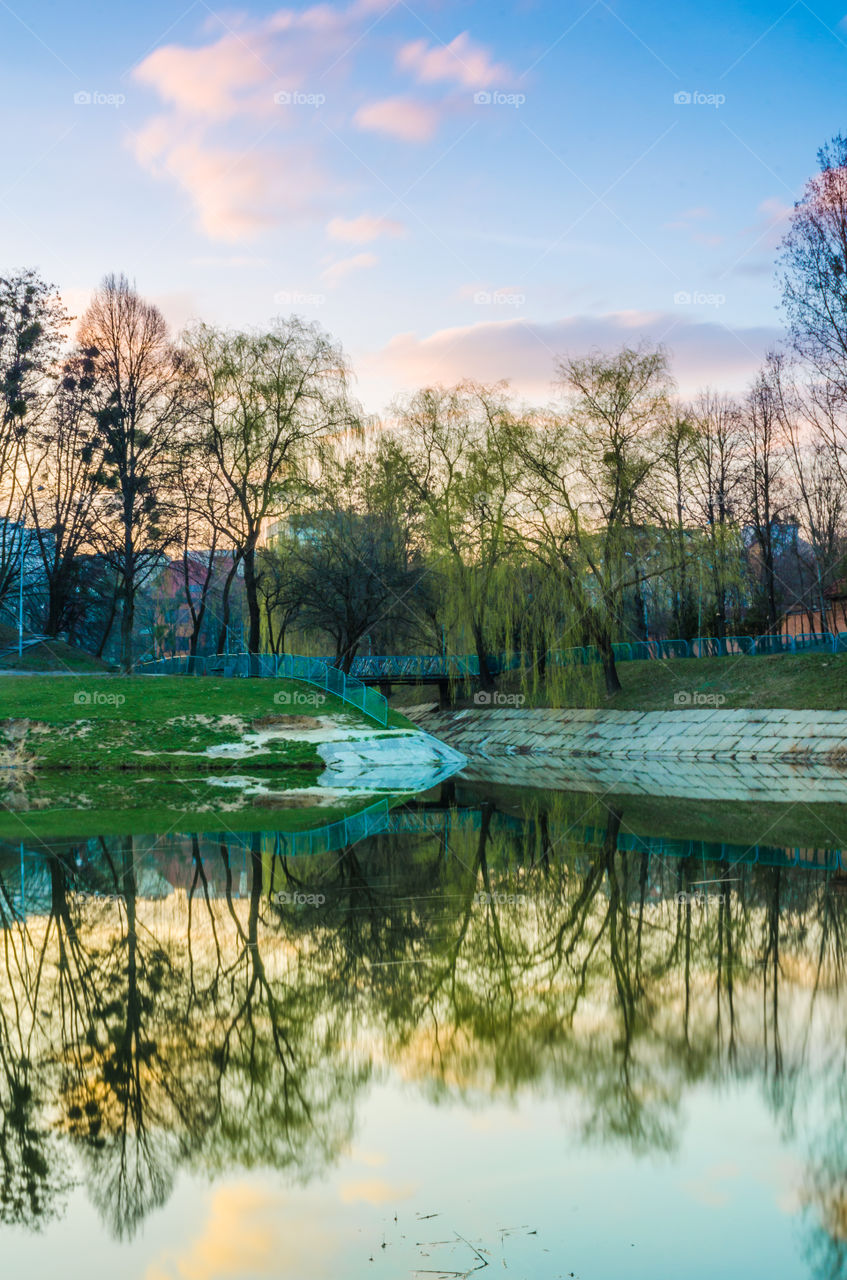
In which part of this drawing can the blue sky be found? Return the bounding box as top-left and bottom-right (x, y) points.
(2, 0), (845, 410)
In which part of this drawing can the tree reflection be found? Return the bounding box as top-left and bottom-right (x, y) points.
(0, 792), (846, 1266)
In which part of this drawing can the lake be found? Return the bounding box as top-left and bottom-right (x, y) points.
(1, 774), (846, 1279)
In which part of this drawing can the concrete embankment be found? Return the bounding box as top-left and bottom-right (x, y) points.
(401, 707), (847, 802)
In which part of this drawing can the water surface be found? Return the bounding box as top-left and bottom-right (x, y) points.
(1, 778), (846, 1279)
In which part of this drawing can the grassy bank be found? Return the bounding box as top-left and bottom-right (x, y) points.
(0, 674), (409, 771)
(478, 651), (847, 712)
(0, 627), (114, 673)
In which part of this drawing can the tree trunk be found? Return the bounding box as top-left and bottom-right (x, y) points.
(119, 579), (134, 673)
(242, 542), (261, 673)
(216, 556), (241, 655)
(599, 635), (621, 695)
(472, 621), (495, 691)
(96, 579), (119, 659)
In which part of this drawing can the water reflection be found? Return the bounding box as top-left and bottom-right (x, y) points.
(0, 783), (847, 1275)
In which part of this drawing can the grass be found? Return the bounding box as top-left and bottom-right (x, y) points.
(0, 628), (114, 673)
(485, 651), (847, 712)
(0, 673), (409, 772)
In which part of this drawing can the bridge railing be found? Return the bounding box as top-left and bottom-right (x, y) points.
(137, 651), (389, 726)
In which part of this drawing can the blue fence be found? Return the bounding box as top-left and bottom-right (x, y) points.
(546, 630), (847, 666)
(138, 651), (389, 726)
(140, 629), (846, 700)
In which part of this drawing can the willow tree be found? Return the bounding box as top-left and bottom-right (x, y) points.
(183, 319), (351, 665)
(386, 382), (523, 689)
(514, 345), (672, 695)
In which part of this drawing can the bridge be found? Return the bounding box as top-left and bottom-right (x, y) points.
(327, 629), (847, 706)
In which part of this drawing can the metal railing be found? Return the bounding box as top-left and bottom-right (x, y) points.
(137, 651), (389, 726)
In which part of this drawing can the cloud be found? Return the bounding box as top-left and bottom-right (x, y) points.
(130, 121), (327, 240)
(145, 1182), (344, 1280)
(362, 310), (784, 402)
(322, 251), (378, 285)
(339, 1177), (418, 1205)
(396, 32), (512, 89)
(327, 213), (405, 242)
(745, 196), (794, 250)
(133, 36), (272, 122)
(129, 4), (363, 239)
(354, 97), (440, 142)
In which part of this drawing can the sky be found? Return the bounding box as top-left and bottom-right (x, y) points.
(1, 0), (845, 414)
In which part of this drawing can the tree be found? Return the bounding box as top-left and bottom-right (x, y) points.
(688, 390), (745, 637)
(183, 319), (351, 667)
(172, 437), (232, 670)
(23, 347), (104, 637)
(289, 447), (414, 671)
(256, 539), (305, 655)
(77, 275), (188, 671)
(780, 134), (847, 389)
(740, 362), (789, 633)
(387, 382), (523, 690)
(0, 269), (68, 611)
(514, 345), (671, 694)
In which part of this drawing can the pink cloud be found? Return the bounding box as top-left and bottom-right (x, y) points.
(322, 251), (378, 286)
(354, 97), (440, 142)
(131, 121), (327, 241)
(327, 213), (406, 242)
(397, 32), (513, 89)
(360, 311), (784, 404)
(133, 37), (271, 122)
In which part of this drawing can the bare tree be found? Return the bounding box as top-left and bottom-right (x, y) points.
(780, 135), (847, 389)
(688, 390), (746, 637)
(740, 362), (789, 632)
(23, 347), (104, 636)
(77, 275), (188, 670)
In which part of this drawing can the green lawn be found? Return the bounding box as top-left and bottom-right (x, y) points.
(0, 674), (408, 771)
(489, 651), (847, 712)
